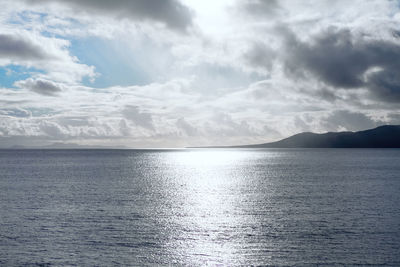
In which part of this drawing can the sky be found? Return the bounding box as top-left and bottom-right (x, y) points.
(0, 0), (400, 148)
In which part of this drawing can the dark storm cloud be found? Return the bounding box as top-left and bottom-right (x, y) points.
(25, 0), (193, 32)
(278, 26), (400, 101)
(122, 105), (154, 130)
(14, 78), (63, 96)
(0, 34), (48, 60)
(367, 70), (400, 102)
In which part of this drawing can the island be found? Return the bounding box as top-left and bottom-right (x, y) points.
(234, 125), (400, 148)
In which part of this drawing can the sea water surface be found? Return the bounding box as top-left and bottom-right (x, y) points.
(0, 148), (399, 266)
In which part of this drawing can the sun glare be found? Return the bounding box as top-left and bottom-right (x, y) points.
(161, 149), (254, 264)
(174, 149), (247, 167)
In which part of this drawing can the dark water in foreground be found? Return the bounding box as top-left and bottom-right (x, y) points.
(0, 149), (399, 266)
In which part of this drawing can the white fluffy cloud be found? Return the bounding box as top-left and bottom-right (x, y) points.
(0, 30), (95, 83)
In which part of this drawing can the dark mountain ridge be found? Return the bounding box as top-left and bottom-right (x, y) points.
(237, 125), (400, 148)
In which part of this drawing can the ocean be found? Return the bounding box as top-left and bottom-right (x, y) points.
(0, 149), (399, 266)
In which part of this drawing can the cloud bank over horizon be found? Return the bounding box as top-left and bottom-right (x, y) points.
(0, 0), (399, 148)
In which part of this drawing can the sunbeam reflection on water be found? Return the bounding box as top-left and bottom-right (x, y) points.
(157, 149), (275, 265)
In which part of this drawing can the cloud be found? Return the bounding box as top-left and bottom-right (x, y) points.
(387, 113), (400, 125)
(0, 31), (95, 83)
(14, 78), (64, 96)
(119, 119), (131, 136)
(0, 108), (32, 118)
(205, 112), (255, 137)
(366, 69), (400, 102)
(243, 42), (276, 73)
(238, 0), (281, 17)
(0, 0), (399, 148)
(278, 26), (400, 101)
(39, 120), (67, 139)
(24, 0), (193, 32)
(176, 117), (198, 136)
(0, 33), (48, 60)
(122, 105), (154, 130)
(322, 110), (380, 132)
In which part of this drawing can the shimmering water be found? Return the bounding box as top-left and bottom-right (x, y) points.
(0, 149), (400, 266)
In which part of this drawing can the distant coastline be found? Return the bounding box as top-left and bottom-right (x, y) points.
(200, 125), (400, 148)
(4, 125), (400, 149)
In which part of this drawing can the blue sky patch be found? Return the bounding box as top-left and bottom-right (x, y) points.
(0, 66), (44, 88)
(71, 37), (153, 88)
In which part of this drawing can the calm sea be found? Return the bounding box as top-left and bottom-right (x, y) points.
(0, 149), (399, 266)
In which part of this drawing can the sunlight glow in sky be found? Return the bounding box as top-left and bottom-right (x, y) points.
(0, 0), (400, 148)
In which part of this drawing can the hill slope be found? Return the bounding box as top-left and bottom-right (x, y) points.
(238, 125), (400, 148)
